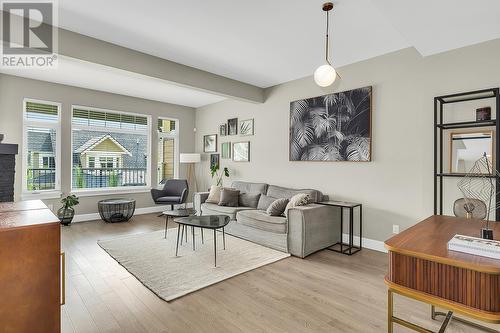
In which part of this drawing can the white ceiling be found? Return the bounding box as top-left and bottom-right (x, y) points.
(3, 0), (499, 108)
(0, 56), (226, 108)
(372, 0), (500, 57)
(57, 0), (500, 89)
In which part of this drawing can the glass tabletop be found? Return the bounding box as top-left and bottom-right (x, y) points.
(162, 208), (196, 217)
(318, 200), (360, 208)
(174, 215), (230, 229)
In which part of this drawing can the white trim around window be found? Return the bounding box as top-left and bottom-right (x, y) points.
(157, 117), (180, 187)
(21, 98), (62, 199)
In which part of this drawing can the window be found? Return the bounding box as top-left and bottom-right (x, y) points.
(23, 100), (61, 194)
(71, 106), (151, 190)
(157, 118), (179, 184)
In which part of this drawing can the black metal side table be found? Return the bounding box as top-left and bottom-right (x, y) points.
(98, 198), (136, 223)
(318, 200), (362, 255)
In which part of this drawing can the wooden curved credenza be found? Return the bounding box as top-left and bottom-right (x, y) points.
(385, 215), (500, 333)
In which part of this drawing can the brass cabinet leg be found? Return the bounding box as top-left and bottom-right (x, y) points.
(388, 289), (393, 333)
(61, 251), (65, 306)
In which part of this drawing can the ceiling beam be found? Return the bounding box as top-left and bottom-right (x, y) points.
(57, 28), (265, 103)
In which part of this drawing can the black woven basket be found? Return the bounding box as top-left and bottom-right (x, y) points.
(98, 198), (136, 223)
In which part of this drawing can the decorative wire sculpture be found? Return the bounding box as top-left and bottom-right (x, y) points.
(457, 153), (499, 237)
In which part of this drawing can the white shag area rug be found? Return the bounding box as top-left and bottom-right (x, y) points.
(98, 229), (290, 301)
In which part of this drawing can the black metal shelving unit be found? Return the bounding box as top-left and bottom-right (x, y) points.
(434, 88), (500, 220)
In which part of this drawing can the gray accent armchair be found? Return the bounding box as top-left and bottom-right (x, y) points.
(151, 179), (189, 210)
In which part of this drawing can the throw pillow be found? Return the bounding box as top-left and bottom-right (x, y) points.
(219, 188), (240, 207)
(257, 194), (277, 211)
(205, 185), (222, 204)
(266, 198), (289, 216)
(284, 193), (310, 217)
(239, 193), (261, 208)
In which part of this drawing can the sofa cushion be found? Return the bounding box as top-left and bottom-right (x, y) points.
(206, 185), (222, 203)
(239, 193), (261, 208)
(257, 194), (276, 211)
(266, 185), (322, 203)
(231, 181), (268, 195)
(236, 210), (287, 234)
(201, 203), (254, 220)
(267, 198), (289, 216)
(219, 188), (240, 207)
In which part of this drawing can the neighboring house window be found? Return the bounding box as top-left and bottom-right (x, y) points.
(23, 100), (61, 194)
(157, 118), (179, 184)
(71, 106), (150, 190)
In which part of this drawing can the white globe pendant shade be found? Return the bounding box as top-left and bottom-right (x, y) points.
(314, 64), (337, 87)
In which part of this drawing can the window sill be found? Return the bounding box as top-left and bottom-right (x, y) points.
(21, 191), (62, 200)
(71, 187), (152, 198)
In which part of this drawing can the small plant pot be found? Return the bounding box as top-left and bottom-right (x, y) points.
(58, 207), (75, 226)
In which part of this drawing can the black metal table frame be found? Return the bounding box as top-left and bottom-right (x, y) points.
(162, 210), (203, 243)
(319, 202), (362, 255)
(174, 221), (226, 267)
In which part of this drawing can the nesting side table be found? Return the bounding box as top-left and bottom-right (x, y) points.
(318, 200), (362, 255)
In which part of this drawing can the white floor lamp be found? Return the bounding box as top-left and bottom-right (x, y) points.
(180, 153), (201, 204)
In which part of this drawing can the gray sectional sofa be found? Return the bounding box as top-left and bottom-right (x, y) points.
(194, 181), (340, 258)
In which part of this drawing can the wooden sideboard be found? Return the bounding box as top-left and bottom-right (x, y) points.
(385, 215), (500, 332)
(0, 200), (61, 333)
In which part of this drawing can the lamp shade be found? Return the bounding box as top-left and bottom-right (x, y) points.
(180, 153), (201, 163)
(314, 64), (337, 87)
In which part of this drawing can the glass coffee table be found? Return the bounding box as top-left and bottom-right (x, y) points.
(173, 215), (230, 267)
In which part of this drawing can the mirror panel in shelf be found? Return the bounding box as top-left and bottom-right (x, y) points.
(449, 130), (494, 174)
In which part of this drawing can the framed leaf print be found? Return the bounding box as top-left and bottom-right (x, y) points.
(203, 134), (217, 153)
(233, 141), (250, 162)
(289, 86), (372, 161)
(239, 119), (254, 136)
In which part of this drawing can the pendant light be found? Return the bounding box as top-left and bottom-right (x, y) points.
(314, 2), (337, 87)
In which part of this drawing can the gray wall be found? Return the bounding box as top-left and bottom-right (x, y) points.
(0, 74), (196, 214)
(195, 39), (500, 243)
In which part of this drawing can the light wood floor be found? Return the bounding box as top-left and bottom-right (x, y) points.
(61, 213), (497, 333)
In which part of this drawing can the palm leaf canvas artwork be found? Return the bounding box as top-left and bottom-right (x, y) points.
(289, 86), (372, 162)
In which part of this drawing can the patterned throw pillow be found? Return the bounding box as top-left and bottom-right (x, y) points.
(205, 185), (222, 204)
(284, 193), (310, 217)
(266, 198), (289, 216)
(218, 188), (240, 207)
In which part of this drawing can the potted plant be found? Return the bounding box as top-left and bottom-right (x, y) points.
(57, 194), (79, 226)
(210, 165), (229, 186)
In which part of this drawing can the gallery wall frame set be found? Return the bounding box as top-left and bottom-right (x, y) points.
(289, 86), (372, 162)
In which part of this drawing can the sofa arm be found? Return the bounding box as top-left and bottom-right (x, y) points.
(287, 204), (341, 258)
(194, 192), (210, 215)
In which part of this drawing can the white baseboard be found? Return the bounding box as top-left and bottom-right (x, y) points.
(72, 203), (193, 223)
(342, 233), (387, 253)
